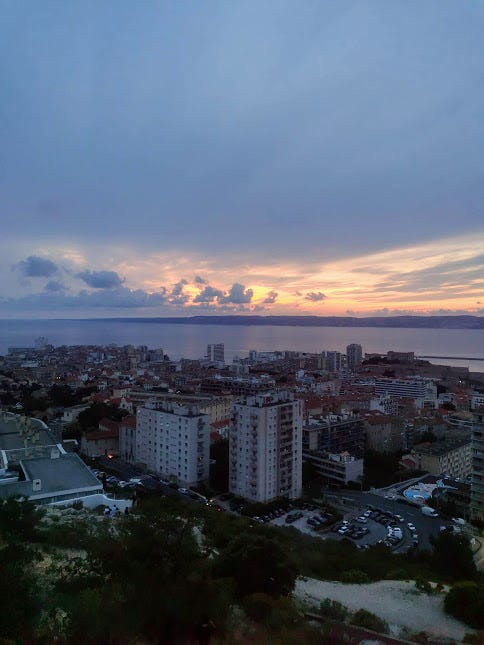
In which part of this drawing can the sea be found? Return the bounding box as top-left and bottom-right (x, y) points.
(0, 319), (483, 373)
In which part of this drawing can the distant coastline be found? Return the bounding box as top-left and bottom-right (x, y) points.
(83, 315), (484, 330)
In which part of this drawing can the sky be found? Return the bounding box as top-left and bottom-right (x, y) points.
(1, 1), (483, 318)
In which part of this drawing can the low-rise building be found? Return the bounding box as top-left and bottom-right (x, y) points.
(407, 438), (472, 479)
(303, 451), (363, 486)
(303, 414), (365, 457)
(363, 413), (405, 452)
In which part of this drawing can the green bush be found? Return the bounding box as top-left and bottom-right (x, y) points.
(350, 608), (389, 634)
(415, 577), (433, 594)
(386, 569), (409, 580)
(242, 593), (302, 630)
(444, 581), (484, 629)
(463, 631), (484, 644)
(341, 569), (370, 584)
(319, 598), (348, 622)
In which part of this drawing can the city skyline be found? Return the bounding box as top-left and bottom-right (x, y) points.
(1, 2), (483, 318)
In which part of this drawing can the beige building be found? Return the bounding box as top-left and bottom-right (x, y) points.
(409, 438), (471, 478)
(364, 413), (405, 452)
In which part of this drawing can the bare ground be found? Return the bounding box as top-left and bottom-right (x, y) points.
(295, 577), (471, 642)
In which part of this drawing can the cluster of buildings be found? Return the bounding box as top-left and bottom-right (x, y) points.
(1, 339), (484, 518)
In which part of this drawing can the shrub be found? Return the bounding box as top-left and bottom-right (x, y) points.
(319, 598), (348, 622)
(444, 581), (484, 629)
(412, 631), (430, 643)
(242, 593), (301, 629)
(463, 632), (484, 644)
(415, 577), (433, 594)
(341, 569), (370, 584)
(386, 569), (409, 580)
(350, 608), (389, 634)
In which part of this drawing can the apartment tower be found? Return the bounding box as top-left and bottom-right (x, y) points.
(136, 402), (210, 487)
(346, 343), (363, 370)
(470, 411), (484, 522)
(229, 391), (302, 503)
(206, 343), (225, 364)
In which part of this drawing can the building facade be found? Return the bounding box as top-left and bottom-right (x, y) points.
(136, 402), (210, 487)
(303, 451), (364, 486)
(346, 343), (363, 370)
(303, 414), (365, 457)
(471, 411), (484, 522)
(409, 438), (472, 479)
(229, 391), (302, 503)
(206, 343), (225, 363)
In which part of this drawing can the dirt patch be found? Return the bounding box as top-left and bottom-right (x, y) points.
(295, 577), (470, 641)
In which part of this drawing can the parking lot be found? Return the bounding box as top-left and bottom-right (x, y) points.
(324, 489), (451, 551)
(270, 504), (337, 537)
(266, 495), (454, 554)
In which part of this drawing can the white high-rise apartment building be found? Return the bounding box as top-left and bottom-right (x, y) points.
(229, 391), (303, 503)
(207, 343), (225, 363)
(346, 343), (363, 370)
(136, 402), (210, 487)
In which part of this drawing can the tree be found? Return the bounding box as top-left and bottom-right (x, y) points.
(319, 598), (348, 622)
(0, 496), (45, 541)
(77, 403), (128, 431)
(0, 542), (40, 641)
(430, 532), (477, 581)
(441, 401), (456, 411)
(444, 582), (484, 628)
(0, 498), (44, 641)
(209, 439), (229, 492)
(350, 608), (388, 634)
(213, 533), (298, 598)
(52, 502), (233, 643)
(302, 460), (319, 487)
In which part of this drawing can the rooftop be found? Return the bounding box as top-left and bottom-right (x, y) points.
(0, 453), (101, 500)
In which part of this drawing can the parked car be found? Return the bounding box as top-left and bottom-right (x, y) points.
(407, 522), (416, 531)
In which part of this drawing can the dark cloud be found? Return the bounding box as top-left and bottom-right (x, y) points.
(0, 286), (167, 312)
(193, 285), (224, 303)
(194, 276), (208, 285)
(15, 255), (59, 278)
(168, 279), (190, 305)
(220, 283), (253, 304)
(263, 290), (278, 304)
(305, 291), (327, 302)
(77, 270), (124, 289)
(44, 280), (66, 292)
(170, 279), (188, 297)
(2, 2), (482, 266)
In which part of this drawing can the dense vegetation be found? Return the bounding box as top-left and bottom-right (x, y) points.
(0, 494), (481, 642)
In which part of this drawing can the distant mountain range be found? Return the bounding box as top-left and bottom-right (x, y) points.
(98, 315), (484, 330)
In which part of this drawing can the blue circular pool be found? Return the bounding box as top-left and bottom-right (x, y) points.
(403, 488), (431, 503)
